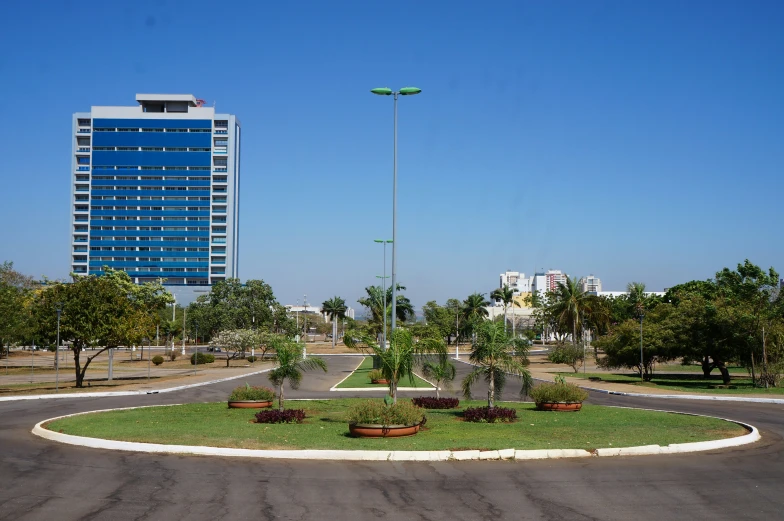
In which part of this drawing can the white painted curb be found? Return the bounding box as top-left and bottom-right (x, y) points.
(32, 404), (760, 462)
(0, 368), (273, 402)
(580, 386), (784, 405)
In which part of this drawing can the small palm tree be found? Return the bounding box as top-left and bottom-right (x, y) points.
(490, 285), (519, 332)
(550, 277), (591, 346)
(627, 281), (647, 317)
(321, 296), (348, 349)
(345, 327), (445, 403)
(421, 358), (456, 399)
(268, 338), (327, 410)
(462, 292), (490, 340)
(462, 320), (533, 408)
(357, 283), (415, 338)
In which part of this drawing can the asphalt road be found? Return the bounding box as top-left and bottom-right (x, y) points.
(1, 356), (782, 521)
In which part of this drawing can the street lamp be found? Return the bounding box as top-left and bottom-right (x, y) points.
(639, 312), (645, 383)
(371, 86), (422, 345)
(55, 302), (62, 393)
(374, 239), (392, 348)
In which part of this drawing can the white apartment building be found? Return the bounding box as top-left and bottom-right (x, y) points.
(579, 275), (602, 294)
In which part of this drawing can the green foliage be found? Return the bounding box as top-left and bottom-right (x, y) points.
(229, 383), (275, 402)
(268, 338), (327, 410)
(345, 399), (424, 426)
(421, 358), (456, 398)
(190, 352), (215, 364)
(461, 292), (490, 337)
(0, 261), (38, 348)
(151, 355), (164, 366)
(321, 296), (348, 349)
(356, 284), (414, 337)
(210, 328), (261, 367)
(246, 356), (257, 363)
(462, 320), (533, 408)
(529, 380), (589, 404)
(367, 368), (385, 381)
(547, 344), (585, 373)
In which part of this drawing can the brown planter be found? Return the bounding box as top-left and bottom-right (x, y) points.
(536, 402), (583, 412)
(370, 379), (390, 385)
(349, 423), (420, 438)
(228, 400), (273, 409)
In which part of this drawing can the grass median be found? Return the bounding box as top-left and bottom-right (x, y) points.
(46, 399), (747, 452)
(334, 357), (435, 389)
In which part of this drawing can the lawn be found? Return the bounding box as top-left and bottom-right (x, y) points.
(334, 357), (435, 389)
(560, 372), (784, 394)
(46, 399), (747, 452)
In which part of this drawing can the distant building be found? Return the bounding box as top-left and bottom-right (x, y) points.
(499, 271), (531, 293)
(285, 304), (355, 321)
(579, 275), (602, 295)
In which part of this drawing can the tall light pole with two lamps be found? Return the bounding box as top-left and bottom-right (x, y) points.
(370, 86), (421, 345)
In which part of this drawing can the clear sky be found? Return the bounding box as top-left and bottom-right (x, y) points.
(1, 0), (782, 313)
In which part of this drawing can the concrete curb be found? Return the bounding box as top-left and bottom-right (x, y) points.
(0, 368), (273, 402)
(32, 404), (760, 462)
(578, 385), (784, 405)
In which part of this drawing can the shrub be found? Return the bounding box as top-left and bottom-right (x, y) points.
(529, 381), (588, 404)
(368, 368), (385, 382)
(246, 356), (257, 363)
(411, 396), (459, 409)
(547, 344), (585, 373)
(190, 352), (215, 365)
(229, 383), (275, 402)
(254, 409), (306, 424)
(346, 399), (424, 426)
(151, 355), (164, 366)
(463, 406), (517, 423)
(169, 351), (178, 362)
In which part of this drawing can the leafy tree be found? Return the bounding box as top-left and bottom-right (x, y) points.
(32, 268), (172, 387)
(321, 296), (348, 349)
(345, 327), (446, 403)
(210, 329), (260, 367)
(490, 284), (519, 332)
(461, 320), (533, 408)
(421, 358), (456, 399)
(547, 344), (585, 373)
(267, 337), (327, 410)
(0, 262), (38, 352)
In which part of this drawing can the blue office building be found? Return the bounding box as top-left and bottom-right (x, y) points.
(71, 94), (241, 303)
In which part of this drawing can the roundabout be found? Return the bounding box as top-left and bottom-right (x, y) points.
(1, 355), (783, 520)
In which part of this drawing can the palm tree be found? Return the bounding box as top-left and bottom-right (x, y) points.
(627, 281), (647, 318)
(462, 292), (490, 340)
(357, 283), (414, 338)
(490, 285), (519, 333)
(421, 358), (456, 399)
(267, 338), (327, 411)
(461, 320), (533, 408)
(549, 277), (592, 346)
(321, 296), (348, 349)
(344, 327), (445, 403)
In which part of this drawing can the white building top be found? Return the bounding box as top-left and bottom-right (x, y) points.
(135, 93), (200, 106)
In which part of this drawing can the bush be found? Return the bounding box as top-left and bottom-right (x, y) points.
(151, 355), (164, 366)
(547, 344), (585, 373)
(463, 406), (517, 423)
(229, 383), (275, 402)
(169, 351), (178, 362)
(367, 368), (385, 382)
(346, 399), (424, 426)
(411, 396), (459, 409)
(529, 381), (588, 404)
(190, 352), (215, 365)
(246, 356), (257, 363)
(254, 409), (306, 424)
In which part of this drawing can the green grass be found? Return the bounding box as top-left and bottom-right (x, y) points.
(654, 364), (747, 374)
(334, 357), (435, 389)
(561, 372), (784, 394)
(46, 399), (747, 451)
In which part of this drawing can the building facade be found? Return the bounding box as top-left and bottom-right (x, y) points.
(71, 94), (240, 303)
(579, 275), (602, 295)
(544, 269), (568, 292)
(499, 271), (532, 293)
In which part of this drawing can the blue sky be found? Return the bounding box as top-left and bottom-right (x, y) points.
(1, 0), (782, 312)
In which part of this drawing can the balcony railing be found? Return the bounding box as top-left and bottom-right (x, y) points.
(211, 238), (226, 244)
(77, 129), (91, 134)
(214, 130), (228, 134)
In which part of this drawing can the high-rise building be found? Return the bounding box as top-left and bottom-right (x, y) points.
(544, 269), (568, 291)
(71, 94), (241, 303)
(579, 275), (602, 295)
(499, 271), (531, 293)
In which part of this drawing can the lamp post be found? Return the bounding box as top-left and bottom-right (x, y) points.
(55, 303), (62, 393)
(371, 86), (421, 345)
(374, 239), (392, 348)
(181, 306), (186, 356)
(639, 312), (645, 383)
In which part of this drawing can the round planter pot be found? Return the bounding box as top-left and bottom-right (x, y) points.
(370, 379), (390, 385)
(536, 402), (583, 412)
(349, 423), (420, 438)
(228, 400), (273, 409)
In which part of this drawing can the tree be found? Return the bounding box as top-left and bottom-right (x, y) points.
(462, 292), (490, 340)
(0, 262), (37, 353)
(321, 296), (348, 349)
(32, 268), (172, 387)
(345, 327), (446, 403)
(549, 277), (592, 345)
(357, 283), (414, 338)
(267, 338), (327, 411)
(421, 358), (456, 399)
(210, 329), (259, 367)
(461, 320), (533, 408)
(547, 344), (585, 373)
(490, 285), (518, 332)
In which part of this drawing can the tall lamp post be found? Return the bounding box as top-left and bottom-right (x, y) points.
(370, 86), (422, 345)
(639, 312), (645, 383)
(55, 302), (62, 393)
(374, 239), (392, 348)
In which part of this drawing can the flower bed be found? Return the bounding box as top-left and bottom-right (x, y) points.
(463, 406), (517, 423)
(412, 396), (459, 409)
